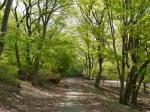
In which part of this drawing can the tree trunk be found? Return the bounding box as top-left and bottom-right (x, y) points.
(34, 25), (47, 72)
(119, 33), (127, 103)
(143, 82), (147, 94)
(15, 42), (21, 69)
(87, 44), (91, 79)
(34, 55), (40, 72)
(131, 74), (144, 105)
(119, 79), (125, 103)
(123, 65), (137, 105)
(0, 0), (13, 55)
(85, 55), (88, 78)
(13, 3), (24, 79)
(95, 48), (103, 88)
(25, 42), (32, 65)
(15, 41), (25, 80)
(95, 58), (103, 88)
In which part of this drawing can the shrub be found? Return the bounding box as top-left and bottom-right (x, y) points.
(0, 64), (20, 87)
(32, 69), (61, 85)
(18, 65), (34, 81)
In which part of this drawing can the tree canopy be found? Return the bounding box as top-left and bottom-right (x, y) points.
(0, 0), (150, 110)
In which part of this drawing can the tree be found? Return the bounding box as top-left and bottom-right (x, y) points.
(78, 0), (107, 87)
(0, 0), (7, 10)
(0, 0), (13, 55)
(106, 0), (150, 105)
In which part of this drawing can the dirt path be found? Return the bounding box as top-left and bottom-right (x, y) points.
(0, 78), (144, 112)
(57, 78), (139, 112)
(57, 79), (88, 112)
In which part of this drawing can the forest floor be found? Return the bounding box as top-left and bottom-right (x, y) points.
(0, 78), (150, 112)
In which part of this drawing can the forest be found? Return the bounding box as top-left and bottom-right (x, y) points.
(0, 0), (150, 112)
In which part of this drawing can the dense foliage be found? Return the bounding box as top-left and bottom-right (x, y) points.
(0, 0), (149, 107)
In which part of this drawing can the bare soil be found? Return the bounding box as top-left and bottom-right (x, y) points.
(0, 78), (149, 112)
